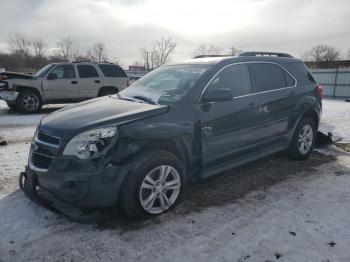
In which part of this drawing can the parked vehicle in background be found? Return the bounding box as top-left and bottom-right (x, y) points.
(0, 62), (128, 113)
(21, 52), (322, 219)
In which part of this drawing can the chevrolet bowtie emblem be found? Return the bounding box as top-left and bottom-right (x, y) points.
(33, 144), (39, 151)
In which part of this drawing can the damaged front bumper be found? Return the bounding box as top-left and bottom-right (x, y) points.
(0, 90), (18, 102)
(20, 163), (130, 221)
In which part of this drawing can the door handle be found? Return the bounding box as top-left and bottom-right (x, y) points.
(71, 81), (78, 84)
(94, 80), (100, 84)
(247, 103), (259, 112)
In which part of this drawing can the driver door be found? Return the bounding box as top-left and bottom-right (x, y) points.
(200, 63), (264, 176)
(42, 64), (78, 100)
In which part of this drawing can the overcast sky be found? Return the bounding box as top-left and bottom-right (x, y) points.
(1, 0), (350, 68)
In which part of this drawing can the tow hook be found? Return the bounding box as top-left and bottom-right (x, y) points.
(19, 172), (27, 191)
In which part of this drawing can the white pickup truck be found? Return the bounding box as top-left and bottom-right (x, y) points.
(0, 62), (129, 113)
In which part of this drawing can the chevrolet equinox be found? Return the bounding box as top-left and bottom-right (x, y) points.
(21, 52), (322, 219)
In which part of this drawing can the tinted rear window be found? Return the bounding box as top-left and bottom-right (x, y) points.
(252, 63), (292, 92)
(286, 62), (316, 85)
(99, 64), (127, 77)
(77, 65), (99, 78)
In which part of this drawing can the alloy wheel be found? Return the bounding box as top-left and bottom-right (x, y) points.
(139, 165), (181, 214)
(298, 124), (313, 154)
(22, 94), (40, 111)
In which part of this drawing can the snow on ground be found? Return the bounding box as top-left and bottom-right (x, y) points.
(0, 99), (349, 262)
(319, 99), (350, 143)
(0, 101), (65, 142)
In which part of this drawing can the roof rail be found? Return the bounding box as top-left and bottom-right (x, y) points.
(72, 60), (94, 63)
(193, 55), (233, 59)
(239, 51), (293, 58)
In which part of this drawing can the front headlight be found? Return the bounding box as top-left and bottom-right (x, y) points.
(63, 127), (118, 159)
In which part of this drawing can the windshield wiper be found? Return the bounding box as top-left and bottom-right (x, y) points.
(116, 94), (135, 102)
(131, 95), (157, 105)
(116, 94), (158, 105)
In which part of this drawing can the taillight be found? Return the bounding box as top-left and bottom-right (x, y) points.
(316, 84), (323, 99)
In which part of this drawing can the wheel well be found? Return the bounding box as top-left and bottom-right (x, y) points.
(142, 139), (190, 171)
(302, 110), (319, 128)
(16, 86), (42, 101)
(98, 86), (119, 96)
(116, 139), (190, 205)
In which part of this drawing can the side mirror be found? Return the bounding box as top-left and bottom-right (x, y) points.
(202, 88), (233, 103)
(47, 72), (57, 80)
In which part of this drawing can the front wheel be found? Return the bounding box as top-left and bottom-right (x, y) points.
(287, 117), (316, 160)
(16, 91), (42, 114)
(120, 150), (185, 219)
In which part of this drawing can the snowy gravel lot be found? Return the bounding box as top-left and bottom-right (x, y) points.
(0, 99), (350, 262)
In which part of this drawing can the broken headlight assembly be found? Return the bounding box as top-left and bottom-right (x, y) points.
(63, 127), (118, 160)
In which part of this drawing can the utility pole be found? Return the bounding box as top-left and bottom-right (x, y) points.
(229, 46), (236, 56)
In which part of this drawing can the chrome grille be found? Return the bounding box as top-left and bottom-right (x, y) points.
(30, 130), (60, 171)
(37, 132), (60, 146)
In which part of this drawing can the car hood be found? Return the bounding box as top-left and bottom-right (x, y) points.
(39, 96), (168, 140)
(0, 71), (34, 80)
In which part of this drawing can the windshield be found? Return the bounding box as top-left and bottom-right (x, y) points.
(119, 64), (210, 104)
(34, 64), (55, 78)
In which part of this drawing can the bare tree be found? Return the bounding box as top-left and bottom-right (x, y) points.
(301, 44), (340, 68)
(56, 36), (81, 61)
(8, 33), (31, 57)
(141, 37), (177, 70)
(32, 38), (47, 68)
(88, 42), (108, 62)
(153, 37), (177, 67)
(193, 44), (223, 57)
(7, 33), (37, 70)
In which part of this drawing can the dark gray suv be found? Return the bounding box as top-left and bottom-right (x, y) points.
(21, 52), (322, 219)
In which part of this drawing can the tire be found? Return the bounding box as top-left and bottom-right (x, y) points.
(16, 90), (42, 114)
(6, 102), (18, 112)
(99, 88), (118, 97)
(120, 150), (186, 219)
(287, 117), (316, 160)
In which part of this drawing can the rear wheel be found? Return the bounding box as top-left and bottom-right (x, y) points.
(16, 90), (42, 114)
(287, 117), (316, 160)
(120, 150), (185, 219)
(99, 88), (118, 97)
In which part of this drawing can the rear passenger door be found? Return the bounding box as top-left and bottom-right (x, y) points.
(250, 62), (297, 145)
(77, 65), (103, 98)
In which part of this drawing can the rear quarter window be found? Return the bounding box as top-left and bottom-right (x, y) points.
(286, 62), (316, 85)
(251, 63), (292, 92)
(98, 64), (127, 77)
